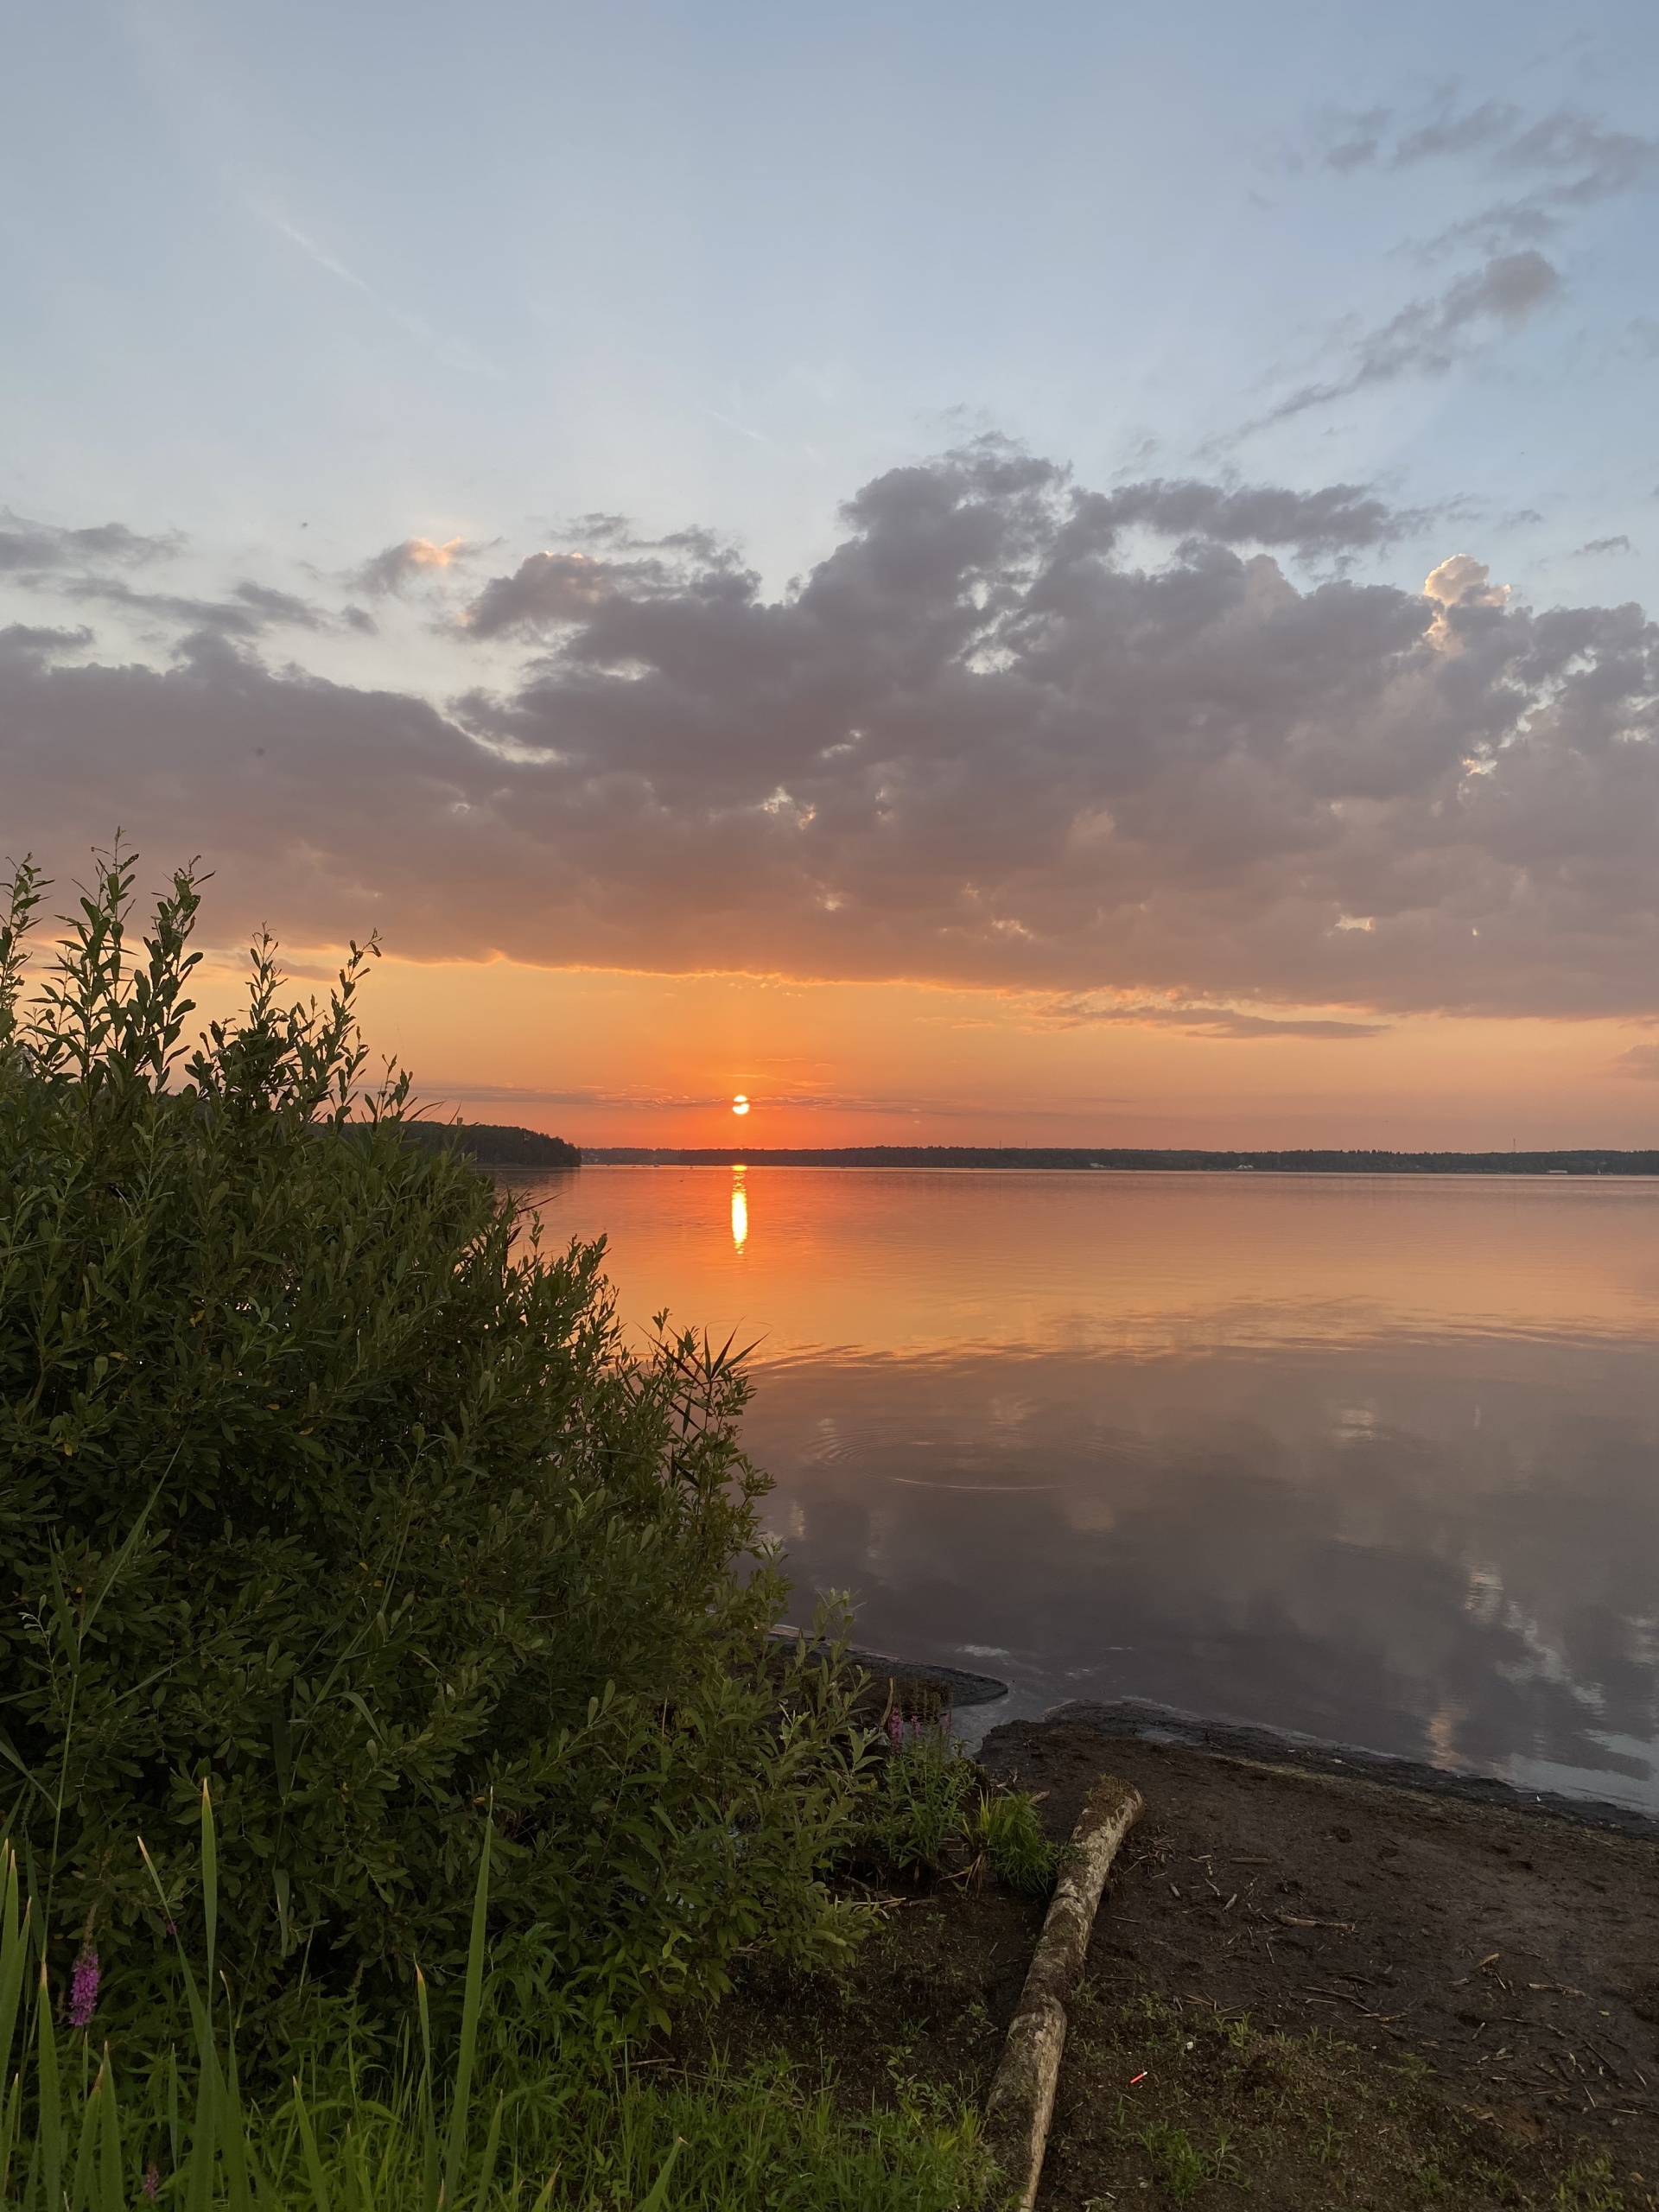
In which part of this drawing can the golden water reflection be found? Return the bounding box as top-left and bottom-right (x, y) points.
(521, 1166), (1659, 1359)
(513, 1167), (1659, 1810)
(730, 1166), (747, 1253)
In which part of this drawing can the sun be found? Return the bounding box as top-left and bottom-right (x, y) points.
(732, 1094), (751, 1116)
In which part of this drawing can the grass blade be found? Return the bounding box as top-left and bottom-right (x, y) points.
(138, 1840), (211, 2058)
(218, 1977), (254, 2212)
(140, 1827), (219, 2212)
(70, 2061), (101, 2212)
(442, 1822), (491, 2210)
(416, 1970), (439, 2212)
(97, 2050), (123, 2212)
(474, 2093), (505, 2209)
(0, 2069), (22, 2203)
(185, 2000), (221, 2212)
(0, 1851), (25, 2086)
(290, 2078), (334, 2212)
(36, 1963), (61, 2212)
(345, 2123), (369, 2212)
(200, 1781), (218, 1993)
(635, 2137), (683, 2212)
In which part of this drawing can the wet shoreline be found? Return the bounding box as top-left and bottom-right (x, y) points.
(840, 1637), (1659, 1835)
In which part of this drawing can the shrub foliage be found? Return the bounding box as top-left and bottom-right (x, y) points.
(0, 848), (866, 2033)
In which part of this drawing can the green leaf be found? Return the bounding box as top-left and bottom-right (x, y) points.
(634, 2136), (683, 2212)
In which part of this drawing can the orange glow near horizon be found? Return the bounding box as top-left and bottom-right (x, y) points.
(181, 950), (1659, 1153)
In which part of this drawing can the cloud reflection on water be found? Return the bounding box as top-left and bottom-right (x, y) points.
(742, 1339), (1659, 1810)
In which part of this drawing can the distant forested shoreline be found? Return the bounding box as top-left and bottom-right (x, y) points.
(401, 1120), (581, 1166)
(407, 1128), (1659, 1175)
(582, 1144), (1659, 1175)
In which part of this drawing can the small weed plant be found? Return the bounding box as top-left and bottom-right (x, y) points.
(963, 1789), (1058, 1898)
(862, 1719), (978, 1878)
(1557, 2156), (1629, 2212)
(859, 1713), (1058, 1895)
(1138, 2120), (1238, 2203)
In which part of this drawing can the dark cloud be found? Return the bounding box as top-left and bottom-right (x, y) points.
(1261, 250), (1561, 427)
(355, 537), (477, 594)
(468, 474), (1409, 649)
(1048, 1000), (1388, 1040)
(0, 622), (92, 654)
(6, 445), (1659, 1023)
(48, 575), (356, 640)
(463, 531), (754, 639)
(0, 516), (181, 574)
(1077, 480), (1421, 557)
(1319, 94), (1659, 219)
(1362, 245), (1561, 363)
(1577, 536), (1633, 557)
(1266, 93), (1656, 433)
(0, 516), (356, 641)
(463, 550), (626, 636)
(232, 582), (327, 627)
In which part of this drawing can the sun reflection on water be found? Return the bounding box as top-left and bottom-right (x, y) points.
(731, 1166), (747, 1253)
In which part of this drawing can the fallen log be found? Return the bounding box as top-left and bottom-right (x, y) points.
(985, 1774), (1144, 2211)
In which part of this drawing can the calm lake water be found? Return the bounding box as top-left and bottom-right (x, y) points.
(515, 1166), (1659, 1813)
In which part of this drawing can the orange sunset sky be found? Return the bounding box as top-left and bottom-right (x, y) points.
(167, 950), (1659, 1154)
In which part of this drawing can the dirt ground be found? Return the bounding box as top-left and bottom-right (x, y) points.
(707, 1707), (1659, 2210)
(982, 1713), (1659, 2210)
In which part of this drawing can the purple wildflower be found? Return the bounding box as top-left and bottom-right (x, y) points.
(68, 1945), (99, 2029)
(143, 2164), (161, 2200)
(887, 1708), (903, 1750)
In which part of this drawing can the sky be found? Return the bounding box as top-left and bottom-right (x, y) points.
(4, 0), (1659, 1147)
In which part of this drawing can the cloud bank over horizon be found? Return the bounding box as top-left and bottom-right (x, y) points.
(4, 442), (1659, 1028)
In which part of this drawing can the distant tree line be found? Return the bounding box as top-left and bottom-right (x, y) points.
(585, 1145), (1659, 1175)
(401, 1120), (580, 1166)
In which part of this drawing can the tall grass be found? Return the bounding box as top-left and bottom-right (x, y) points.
(0, 1796), (988, 2211)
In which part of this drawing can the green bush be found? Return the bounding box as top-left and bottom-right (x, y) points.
(0, 849), (868, 2038)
